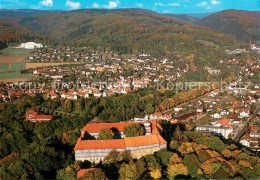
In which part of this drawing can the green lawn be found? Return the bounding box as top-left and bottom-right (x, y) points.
(0, 64), (9, 69)
(0, 47), (32, 55)
(0, 62), (28, 80)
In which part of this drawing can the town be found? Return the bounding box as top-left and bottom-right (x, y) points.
(0, 5), (260, 179)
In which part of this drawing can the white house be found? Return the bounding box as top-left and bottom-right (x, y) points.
(239, 109), (250, 118)
(211, 113), (221, 119)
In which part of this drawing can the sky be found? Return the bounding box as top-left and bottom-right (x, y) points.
(0, 0), (259, 14)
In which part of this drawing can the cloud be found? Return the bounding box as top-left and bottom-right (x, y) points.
(39, 0), (53, 7)
(103, 1), (120, 8)
(211, 0), (220, 5)
(136, 3), (143, 8)
(196, 1), (212, 9)
(155, 2), (180, 6)
(66, 1), (80, 9)
(92, 3), (100, 8)
(197, 1), (208, 7)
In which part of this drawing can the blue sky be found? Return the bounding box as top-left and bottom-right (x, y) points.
(0, 0), (259, 13)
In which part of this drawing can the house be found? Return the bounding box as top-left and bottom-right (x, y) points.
(149, 113), (172, 121)
(211, 113), (221, 119)
(213, 118), (233, 130)
(74, 120), (167, 163)
(240, 133), (259, 148)
(238, 108), (250, 118)
(47, 91), (58, 99)
(25, 109), (53, 122)
(174, 106), (183, 112)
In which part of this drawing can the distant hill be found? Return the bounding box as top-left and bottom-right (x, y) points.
(187, 12), (215, 19)
(0, 20), (48, 44)
(0, 9), (63, 22)
(196, 9), (260, 42)
(16, 8), (236, 55)
(164, 14), (198, 23)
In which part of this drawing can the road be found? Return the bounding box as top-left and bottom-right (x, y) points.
(233, 105), (260, 142)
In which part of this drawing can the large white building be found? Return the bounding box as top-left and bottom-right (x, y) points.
(196, 125), (233, 139)
(19, 42), (43, 49)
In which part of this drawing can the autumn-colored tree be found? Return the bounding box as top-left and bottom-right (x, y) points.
(178, 142), (194, 155)
(169, 153), (183, 164)
(150, 169), (162, 179)
(167, 163), (188, 179)
(81, 168), (107, 180)
(221, 149), (232, 158)
(119, 160), (138, 180)
(238, 160), (253, 169)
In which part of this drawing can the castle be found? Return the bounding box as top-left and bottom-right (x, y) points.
(74, 120), (167, 163)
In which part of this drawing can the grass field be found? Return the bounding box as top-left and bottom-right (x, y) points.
(0, 47), (32, 55)
(0, 62), (31, 81)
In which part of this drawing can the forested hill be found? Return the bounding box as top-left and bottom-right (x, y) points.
(16, 8), (237, 54)
(0, 20), (49, 45)
(196, 9), (260, 42)
(164, 14), (198, 23)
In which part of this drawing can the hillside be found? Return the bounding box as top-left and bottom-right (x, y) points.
(17, 9), (236, 55)
(196, 10), (260, 42)
(0, 20), (48, 44)
(164, 14), (198, 23)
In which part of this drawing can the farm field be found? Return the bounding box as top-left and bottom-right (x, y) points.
(0, 47), (32, 64)
(24, 62), (85, 69)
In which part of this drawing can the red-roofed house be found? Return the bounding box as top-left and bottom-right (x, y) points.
(25, 110), (53, 122)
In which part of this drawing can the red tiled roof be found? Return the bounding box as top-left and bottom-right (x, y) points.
(217, 118), (233, 129)
(74, 134), (166, 151)
(74, 138), (125, 150)
(47, 91), (58, 96)
(250, 126), (259, 132)
(124, 135), (159, 147)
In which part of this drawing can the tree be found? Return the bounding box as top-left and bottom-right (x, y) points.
(98, 128), (115, 140)
(104, 150), (120, 164)
(169, 140), (179, 150)
(156, 149), (173, 166)
(56, 163), (80, 180)
(145, 104), (154, 114)
(81, 168), (107, 180)
(64, 99), (73, 112)
(123, 124), (145, 137)
(120, 151), (132, 162)
(167, 163), (188, 179)
(119, 160), (138, 180)
(150, 169), (162, 179)
(173, 125), (183, 141)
